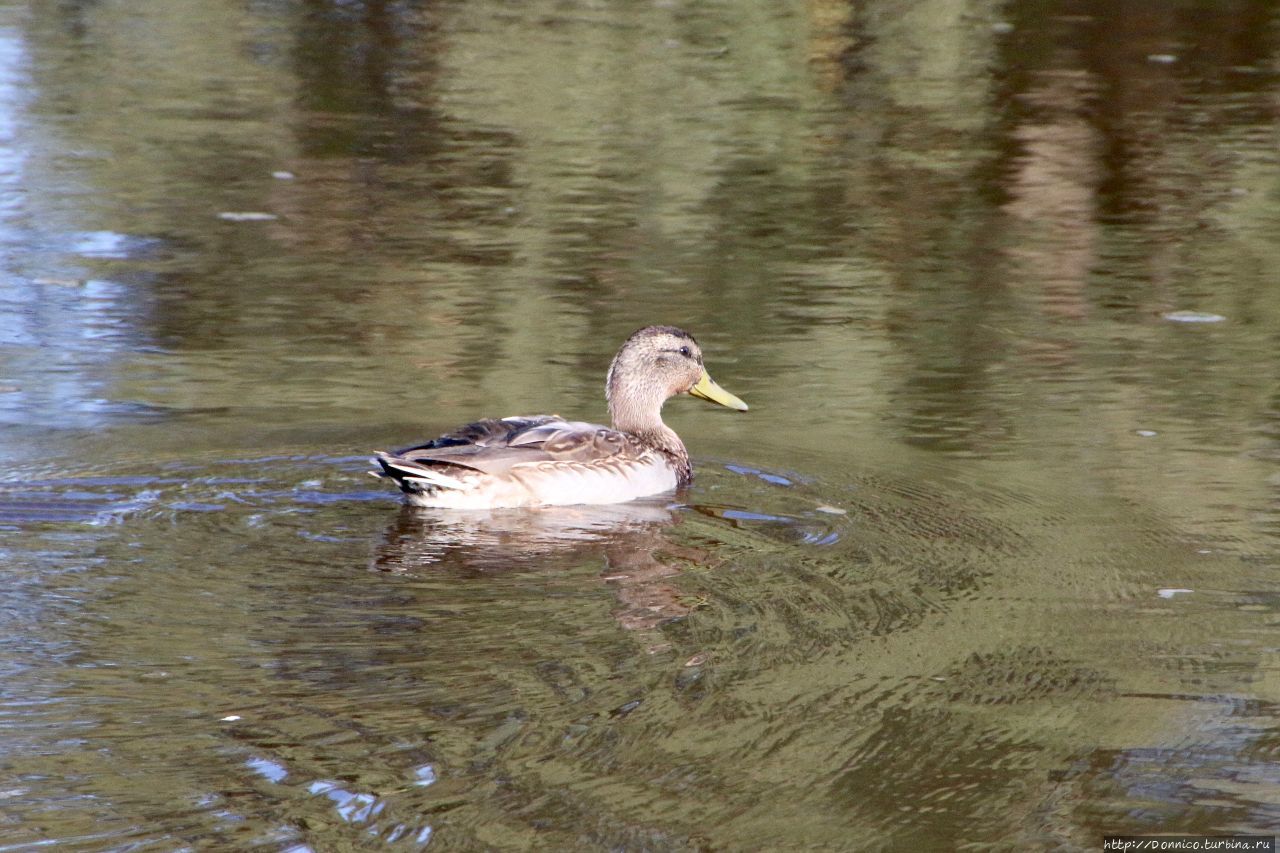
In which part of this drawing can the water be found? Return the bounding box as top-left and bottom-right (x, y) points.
(3, 0), (1280, 848)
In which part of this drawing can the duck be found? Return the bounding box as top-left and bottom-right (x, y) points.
(370, 325), (748, 509)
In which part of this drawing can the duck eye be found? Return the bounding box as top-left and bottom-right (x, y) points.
(678, 346), (692, 359)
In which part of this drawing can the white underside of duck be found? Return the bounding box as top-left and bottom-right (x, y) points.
(399, 454), (679, 509)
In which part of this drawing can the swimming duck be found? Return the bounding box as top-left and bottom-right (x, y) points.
(371, 325), (748, 509)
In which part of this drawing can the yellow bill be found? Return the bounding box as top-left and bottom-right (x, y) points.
(688, 370), (748, 411)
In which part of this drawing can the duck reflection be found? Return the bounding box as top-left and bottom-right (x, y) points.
(370, 500), (713, 631)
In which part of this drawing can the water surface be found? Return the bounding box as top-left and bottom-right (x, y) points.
(3, 0), (1280, 848)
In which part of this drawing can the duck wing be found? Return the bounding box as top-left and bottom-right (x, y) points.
(402, 416), (560, 451)
(374, 416), (632, 481)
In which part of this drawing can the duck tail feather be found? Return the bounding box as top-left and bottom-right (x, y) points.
(371, 452), (467, 493)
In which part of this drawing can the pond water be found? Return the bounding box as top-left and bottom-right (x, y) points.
(3, 0), (1280, 849)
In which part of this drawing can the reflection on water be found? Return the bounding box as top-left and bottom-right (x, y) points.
(3, 0), (1280, 848)
(372, 500), (684, 573)
(373, 500), (701, 631)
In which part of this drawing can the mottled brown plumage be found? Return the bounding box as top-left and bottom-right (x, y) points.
(371, 326), (747, 508)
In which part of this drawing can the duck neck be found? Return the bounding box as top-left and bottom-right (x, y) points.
(609, 391), (677, 447)
(629, 421), (691, 487)
(607, 384), (692, 485)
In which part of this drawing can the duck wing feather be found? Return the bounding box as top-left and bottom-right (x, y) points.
(380, 416), (634, 480)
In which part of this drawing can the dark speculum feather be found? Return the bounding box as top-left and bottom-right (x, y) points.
(392, 416), (558, 455)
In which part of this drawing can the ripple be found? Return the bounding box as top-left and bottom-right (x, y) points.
(2, 450), (1273, 847)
